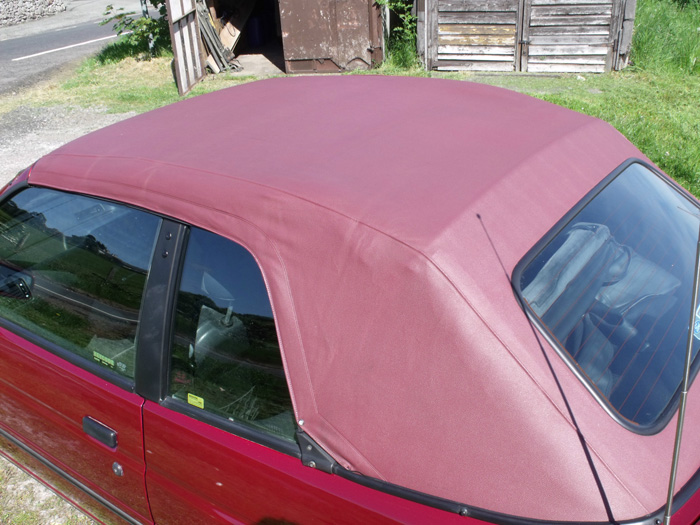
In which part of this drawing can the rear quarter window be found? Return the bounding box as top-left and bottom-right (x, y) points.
(168, 227), (295, 443)
(515, 161), (700, 432)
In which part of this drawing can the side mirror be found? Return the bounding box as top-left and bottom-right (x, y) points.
(0, 264), (33, 300)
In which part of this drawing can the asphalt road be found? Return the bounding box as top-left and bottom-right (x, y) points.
(0, 0), (146, 185)
(0, 0), (145, 94)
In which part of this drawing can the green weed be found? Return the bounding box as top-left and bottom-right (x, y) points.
(378, 0), (421, 69)
(632, 0), (700, 74)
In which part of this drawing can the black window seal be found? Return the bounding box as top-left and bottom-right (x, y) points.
(134, 219), (187, 402)
(150, 224), (302, 459)
(0, 183), (200, 397)
(0, 183), (303, 474)
(0, 317), (135, 392)
(6, 177), (700, 523)
(3, 373), (695, 525)
(333, 460), (700, 525)
(511, 158), (700, 435)
(0, 175), (29, 199)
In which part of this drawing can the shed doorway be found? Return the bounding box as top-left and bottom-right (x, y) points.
(204, 0), (285, 72)
(166, 0), (385, 93)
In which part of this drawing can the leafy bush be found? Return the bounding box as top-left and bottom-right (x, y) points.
(101, 0), (171, 61)
(631, 0), (700, 74)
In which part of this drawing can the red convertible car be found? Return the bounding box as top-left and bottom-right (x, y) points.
(1, 76), (700, 524)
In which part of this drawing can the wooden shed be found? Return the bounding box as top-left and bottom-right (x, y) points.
(165, 0), (384, 94)
(416, 0), (636, 73)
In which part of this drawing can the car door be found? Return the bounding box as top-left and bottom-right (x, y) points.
(141, 225), (310, 523)
(0, 185), (162, 523)
(139, 225), (467, 524)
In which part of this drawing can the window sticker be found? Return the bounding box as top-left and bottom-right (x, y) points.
(93, 351), (115, 369)
(188, 393), (205, 409)
(694, 303), (700, 340)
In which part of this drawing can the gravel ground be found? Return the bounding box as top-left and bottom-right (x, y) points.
(0, 457), (95, 524)
(0, 102), (135, 185)
(0, 0), (67, 28)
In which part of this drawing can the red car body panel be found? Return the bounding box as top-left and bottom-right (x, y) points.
(142, 401), (471, 524)
(0, 328), (152, 522)
(674, 488), (700, 525)
(0, 76), (698, 523)
(0, 433), (133, 524)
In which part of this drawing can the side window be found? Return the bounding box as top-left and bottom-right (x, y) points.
(169, 228), (295, 442)
(0, 187), (161, 379)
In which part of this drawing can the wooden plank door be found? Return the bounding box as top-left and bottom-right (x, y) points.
(433, 0), (520, 71)
(166, 0), (205, 95)
(520, 0), (619, 73)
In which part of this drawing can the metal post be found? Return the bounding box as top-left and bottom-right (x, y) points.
(140, 0), (155, 56)
(663, 223), (700, 525)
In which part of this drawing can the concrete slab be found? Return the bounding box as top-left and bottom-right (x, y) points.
(232, 44), (285, 76)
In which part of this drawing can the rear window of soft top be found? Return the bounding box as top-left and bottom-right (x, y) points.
(516, 161), (700, 432)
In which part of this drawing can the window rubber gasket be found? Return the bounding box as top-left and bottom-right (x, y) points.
(511, 158), (700, 436)
(160, 396), (301, 459)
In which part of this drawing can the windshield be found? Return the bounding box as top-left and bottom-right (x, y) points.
(517, 161), (700, 430)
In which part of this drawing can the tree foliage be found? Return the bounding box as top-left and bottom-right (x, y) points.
(102, 0), (171, 58)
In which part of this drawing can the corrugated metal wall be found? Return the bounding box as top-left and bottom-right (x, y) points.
(278, 0), (384, 73)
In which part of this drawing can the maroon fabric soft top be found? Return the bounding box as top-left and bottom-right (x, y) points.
(30, 76), (700, 521)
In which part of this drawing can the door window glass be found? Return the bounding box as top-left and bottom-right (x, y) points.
(169, 228), (295, 442)
(0, 188), (161, 379)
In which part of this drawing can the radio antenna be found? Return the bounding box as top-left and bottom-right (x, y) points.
(476, 213), (615, 521)
(663, 222), (700, 525)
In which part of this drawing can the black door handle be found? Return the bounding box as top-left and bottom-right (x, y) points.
(82, 416), (118, 448)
